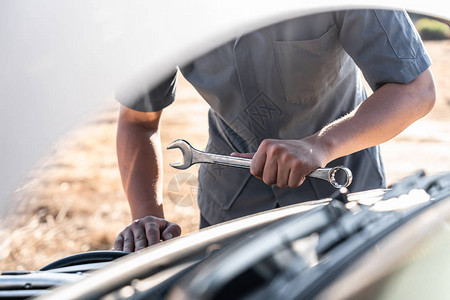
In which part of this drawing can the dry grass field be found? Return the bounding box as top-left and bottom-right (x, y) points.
(0, 40), (449, 271)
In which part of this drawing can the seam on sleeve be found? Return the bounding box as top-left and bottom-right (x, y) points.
(373, 10), (417, 60)
(394, 51), (432, 84)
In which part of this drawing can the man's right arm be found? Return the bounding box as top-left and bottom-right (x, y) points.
(114, 105), (181, 252)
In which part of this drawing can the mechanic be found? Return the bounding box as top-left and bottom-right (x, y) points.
(114, 9), (435, 252)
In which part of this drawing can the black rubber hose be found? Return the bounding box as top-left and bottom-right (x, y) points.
(39, 250), (129, 271)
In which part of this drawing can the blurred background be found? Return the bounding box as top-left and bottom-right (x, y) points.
(0, 14), (449, 271)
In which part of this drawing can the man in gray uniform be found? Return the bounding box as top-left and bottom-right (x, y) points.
(114, 9), (435, 252)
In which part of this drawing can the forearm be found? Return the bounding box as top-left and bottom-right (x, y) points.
(117, 109), (164, 220)
(311, 68), (436, 164)
(114, 106), (182, 251)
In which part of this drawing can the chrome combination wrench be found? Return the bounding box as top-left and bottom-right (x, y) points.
(167, 139), (353, 188)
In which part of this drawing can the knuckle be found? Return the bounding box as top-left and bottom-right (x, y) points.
(292, 160), (304, 169)
(263, 176), (275, 185)
(134, 233), (146, 241)
(135, 239), (147, 250)
(260, 139), (271, 149)
(146, 223), (159, 233)
(142, 216), (157, 222)
(130, 221), (142, 230)
(264, 144), (277, 157)
(280, 152), (292, 164)
(277, 176), (287, 188)
(148, 240), (161, 247)
(270, 145), (283, 156)
(277, 182), (286, 188)
(123, 236), (133, 244)
(288, 181), (299, 188)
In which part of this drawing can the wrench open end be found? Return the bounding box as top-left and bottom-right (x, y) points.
(167, 139), (194, 170)
(168, 161), (188, 170)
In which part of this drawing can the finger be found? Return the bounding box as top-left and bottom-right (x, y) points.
(230, 152), (255, 159)
(288, 167), (306, 188)
(131, 221), (148, 251)
(161, 222), (182, 241)
(250, 150), (267, 179)
(262, 157), (278, 185)
(277, 167), (290, 188)
(145, 221), (161, 246)
(114, 234), (124, 251)
(122, 229), (135, 252)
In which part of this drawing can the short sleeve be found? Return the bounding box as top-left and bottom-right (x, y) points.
(115, 70), (178, 112)
(335, 9), (431, 91)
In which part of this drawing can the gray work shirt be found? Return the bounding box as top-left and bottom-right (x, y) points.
(117, 9), (431, 225)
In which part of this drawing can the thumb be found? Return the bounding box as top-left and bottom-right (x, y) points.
(230, 152), (255, 159)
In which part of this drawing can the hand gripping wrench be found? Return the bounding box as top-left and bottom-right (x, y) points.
(167, 139), (353, 188)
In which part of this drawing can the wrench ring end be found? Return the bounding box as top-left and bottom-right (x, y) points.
(329, 166), (353, 189)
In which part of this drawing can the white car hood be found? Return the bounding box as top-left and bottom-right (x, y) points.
(0, 0), (448, 212)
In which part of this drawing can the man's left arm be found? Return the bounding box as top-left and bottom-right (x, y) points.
(242, 68), (435, 188)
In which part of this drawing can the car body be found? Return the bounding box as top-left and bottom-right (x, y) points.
(0, 1), (449, 299)
(1, 171), (449, 299)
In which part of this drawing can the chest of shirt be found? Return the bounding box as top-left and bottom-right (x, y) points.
(181, 12), (358, 143)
